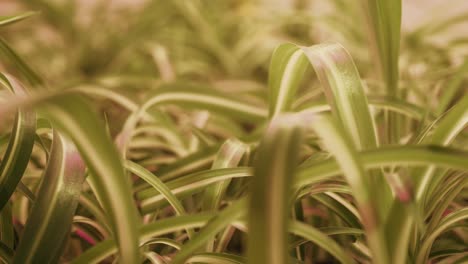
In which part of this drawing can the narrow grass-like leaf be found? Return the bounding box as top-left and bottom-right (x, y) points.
(296, 145), (468, 188)
(426, 174), (467, 233)
(388, 95), (466, 264)
(138, 167), (252, 213)
(416, 208), (468, 264)
(118, 85), (266, 153)
(364, 0), (402, 146)
(0, 82), (140, 261)
(172, 200), (247, 264)
(416, 95), (468, 203)
(304, 113), (388, 264)
(158, 144), (219, 181)
(0, 242), (13, 264)
(0, 38), (43, 86)
(296, 95), (429, 120)
(268, 43), (309, 118)
(202, 138), (247, 210)
(13, 131), (86, 263)
(364, 0), (401, 97)
(289, 221), (355, 264)
(269, 43), (378, 151)
(124, 160), (193, 238)
(36, 96), (140, 263)
(301, 44), (378, 151)
(0, 11), (39, 27)
(248, 115), (302, 264)
(0, 203), (14, 249)
(139, 145), (468, 214)
(73, 213), (217, 264)
(269, 43), (395, 215)
(0, 74), (36, 211)
(436, 59), (468, 116)
(311, 194), (361, 228)
(186, 253), (245, 264)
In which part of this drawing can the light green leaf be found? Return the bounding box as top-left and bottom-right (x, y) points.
(417, 208), (468, 263)
(13, 131), (86, 263)
(268, 43), (309, 117)
(289, 221), (355, 264)
(73, 213), (217, 264)
(247, 115), (302, 264)
(37, 96), (140, 263)
(138, 167), (252, 214)
(302, 113), (388, 264)
(364, 0), (401, 96)
(186, 253), (245, 264)
(0, 74), (36, 211)
(124, 160), (193, 238)
(202, 138), (248, 210)
(172, 199), (247, 264)
(0, 11), (39, 27)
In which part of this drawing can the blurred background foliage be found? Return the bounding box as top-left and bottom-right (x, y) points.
(1, 0), (468, 138)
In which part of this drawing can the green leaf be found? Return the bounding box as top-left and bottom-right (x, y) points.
(268, 43), (309, 117)
(172, 200), (247, 264)
(0, 11), (39, 27)
(364, 0), (401, 96)
(13, 131), (86, 263)
(436, 59), (468, 116)
(417, 208), (468, 263)
(269, 43), (378, 151)
(311, 194), (361, 228)
(302, 113), (388, 264)
(0, 74), (36, 211)
(296, 145), (468, 188)
(247, 115), (302, 264)
(117, 84), (266, 154)
(289, 221), (355, 264)
(1, 83), (141, 260)
(138, 167), (252, 214)
(416, 95), (468, 203)
(0, 38), (43, 86)
(37, 96), (141, 263)
(124, 160), (193, 238)
(268, 43), (393, 213)
(0, 203), (14, 249)
(157, 144), (219, 182)
(364, 0), (402, 146)
(73, 213), (217, 264)
(0, 242), (13, 264)
(138, 145), (468, 215)
(186, 253), (245, 264)
(202, 138), (248, 210)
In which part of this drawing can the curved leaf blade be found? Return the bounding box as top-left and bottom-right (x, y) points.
(0, 74), (36, 211)
(248, 115), (302, 264)
(13, 131), (86, 263)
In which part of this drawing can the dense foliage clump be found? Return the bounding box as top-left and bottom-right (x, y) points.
(0, 1), (467, 263)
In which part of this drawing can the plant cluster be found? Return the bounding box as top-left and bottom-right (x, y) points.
(0, 0), (467, 263)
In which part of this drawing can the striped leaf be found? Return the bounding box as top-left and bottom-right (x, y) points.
(72, 213), (216, 264)
(247, 115), (302, 264)
(416, 208), (468, 263)
(364, 0), (401, 97)
(13, 131), (86, 263)
(0, 74), (36, 211)
(37, 96), (141, 263)
(125, 160), (194, 238)
(202, 138), (248, 210)
(302, 113), (388, 264)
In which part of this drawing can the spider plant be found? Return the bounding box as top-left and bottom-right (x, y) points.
(0, 0), (467, 263)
